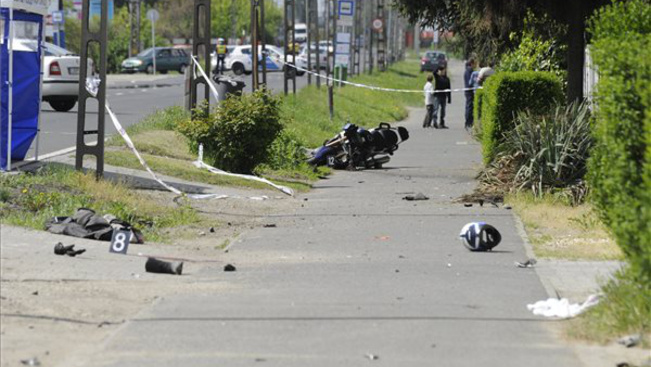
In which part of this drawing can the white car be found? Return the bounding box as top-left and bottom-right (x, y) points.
(224, 45), (305, 76)
(297, 43), (328, 70)
(42, 42), (91, 112)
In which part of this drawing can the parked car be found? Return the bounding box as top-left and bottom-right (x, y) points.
(224, 45), (305, 76)
(42, 42), (92, 112)
(296, 43), (328, 69)
(120, 47), (189, 74)
(420, 51), (447, 73)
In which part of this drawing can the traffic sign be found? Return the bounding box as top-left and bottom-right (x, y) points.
(52, 10), (64, 25)
(372, 18), (383, 31)
(146, 8), (159, 22)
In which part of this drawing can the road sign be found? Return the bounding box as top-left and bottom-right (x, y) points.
(338, 0), (354, 16)
(338, 0), (354, 26)
(51, 10), (64, 24)
(146, 8), (159, 22)
(372, 18), (383, 31)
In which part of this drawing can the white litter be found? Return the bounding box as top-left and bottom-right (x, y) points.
(527, 294), (601, 319)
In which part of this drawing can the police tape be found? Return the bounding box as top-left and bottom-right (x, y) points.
(191, 55), (221, 101)
(87, 77), (294, 198)
(273, 56), (481, 94)
(194, 144), (294, 196)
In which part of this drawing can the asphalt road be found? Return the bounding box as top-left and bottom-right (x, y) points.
(30, 71), (309, 158)
(67, 60), (580, 367)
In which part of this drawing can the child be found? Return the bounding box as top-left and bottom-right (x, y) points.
(433, 67), (451, 129)
(423, 75), (435, 128)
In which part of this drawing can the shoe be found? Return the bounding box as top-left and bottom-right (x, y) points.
(440, 125), (449, 129)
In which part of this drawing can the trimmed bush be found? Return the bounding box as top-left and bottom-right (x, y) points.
(587, 0), (651, 283)
(177, 90), (283, 173)
(480, 71), (563, 163)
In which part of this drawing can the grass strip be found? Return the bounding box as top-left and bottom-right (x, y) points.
(0, 164), (202, 243)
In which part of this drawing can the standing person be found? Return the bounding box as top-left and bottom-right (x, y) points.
(215, 38), (227, 75)
(423, 75), (435, 128)
(433, 67), (451, 129)
(464, 59), (476, 130)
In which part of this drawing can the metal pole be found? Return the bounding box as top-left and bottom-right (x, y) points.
(327, 0), (335, 120)
(151, 17), (156, 75)
(306, 0), (311, 85)
(251, 0), (259, 91)
(6, 7), (14, 171)
(190, 0), (211, 112)
(76, 0), (108, 178)
(314, 0), (320, 89)
(283, 0), (289, 95)
(260, 0), (267, 86)
(291, 0), (296, 95)
(368, 2), (373, 74)
(35, 14), (45, 162)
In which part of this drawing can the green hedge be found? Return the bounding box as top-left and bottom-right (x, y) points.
(480, 71), (563, 163)
(587, 0), (651, 283)
(474, 87), (484, 125)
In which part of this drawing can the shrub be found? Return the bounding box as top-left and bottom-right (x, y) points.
(480, 71), (563, 163)
(587, 0), (651, 283)
(177, 90), (283, 173)
(501, 102), (593, 198)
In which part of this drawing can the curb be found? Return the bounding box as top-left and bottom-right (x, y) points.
(511, 211), (560, 299)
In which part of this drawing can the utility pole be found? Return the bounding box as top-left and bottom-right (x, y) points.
(128, 0), (141, 58)
(367, 0), (379, 74)
(284, 0), (296, 95)
(251, 0), (259, 91)
(306, 0), (311, 85)
(326, 0), (335, 120)
(414, 22), (420, 56)
(376, 0), (386, 72)
(352, 0), (361, 76)
(260, 0), (267, 86)
(314, 0), (321, 89)
(230, 0), (237, 43)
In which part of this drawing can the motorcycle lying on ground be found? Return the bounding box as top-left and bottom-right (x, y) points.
(307, 122), (409, 170)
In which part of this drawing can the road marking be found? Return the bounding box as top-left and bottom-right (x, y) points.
(115, 92), (124, 96)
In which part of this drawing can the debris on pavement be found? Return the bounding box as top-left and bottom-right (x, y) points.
(53, 242), (86, 257)
(209, 227), (216, 233)
(20, 357), (40, 366)
(145, 257), (184, 275)
(375, 235), (390, 241)
(224, 264), (237, 272)
(464, 203), (473, 207)
(263, 224), (277, 228)
(527, 294), (601, 318)
(459, 222), (502, 251)
(365, 354), (380, 360)
(402, 192), (429, 201)
(617, 334), (641, 348)
(504, 205), (512, 210)
(515, 259), (537, 268)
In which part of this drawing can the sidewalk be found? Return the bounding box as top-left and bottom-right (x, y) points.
(2, 60), (647, 367)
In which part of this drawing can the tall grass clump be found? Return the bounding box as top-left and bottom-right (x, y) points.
(502, 102), (592, 200)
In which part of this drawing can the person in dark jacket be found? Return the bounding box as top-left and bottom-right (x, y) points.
(463, 58), (476, 129)
(433, 66), (452, 129)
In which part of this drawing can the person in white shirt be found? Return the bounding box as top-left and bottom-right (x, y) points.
(423, 75), (435, 128)
(478, 62), (495, 85)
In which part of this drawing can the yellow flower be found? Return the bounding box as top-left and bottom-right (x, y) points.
(22, 189), (27, 194)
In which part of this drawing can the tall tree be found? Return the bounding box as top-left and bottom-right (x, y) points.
(393, 0), (610, 102)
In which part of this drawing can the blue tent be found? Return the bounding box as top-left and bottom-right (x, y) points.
(1, 0), (46, 171)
